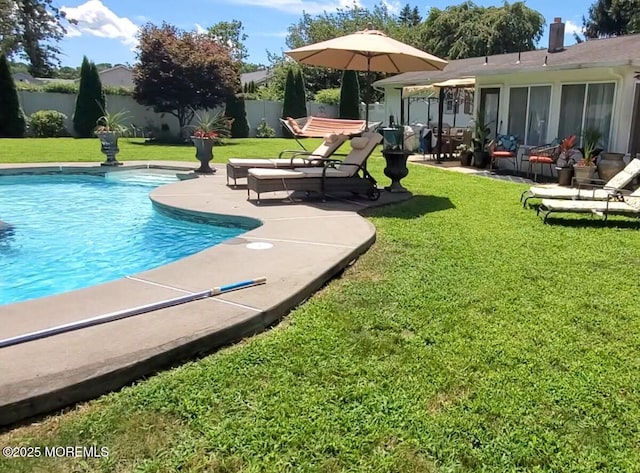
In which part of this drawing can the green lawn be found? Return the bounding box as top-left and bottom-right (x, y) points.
(0, 137), (333, 164)
(2, 139), (640, 472)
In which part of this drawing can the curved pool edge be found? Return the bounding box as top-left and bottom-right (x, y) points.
(0, 161), (410, 427)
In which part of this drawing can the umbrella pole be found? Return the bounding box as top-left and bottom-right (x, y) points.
(437, 88), (445, 163)
(365, 57), (371, 130)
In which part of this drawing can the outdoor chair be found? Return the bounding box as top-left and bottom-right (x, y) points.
(537, 187), (640, 223)
(280, 116), (380, 150)
(526, 135), (576, 182)
(226, 133), (349, 187)
(246, 132), (383, 203)
(521, 158), (640, 208)
(488, 133), (519, 172)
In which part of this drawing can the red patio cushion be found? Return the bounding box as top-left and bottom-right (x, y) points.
(529, 155), (554, 164)
(493, 151), (515, 157)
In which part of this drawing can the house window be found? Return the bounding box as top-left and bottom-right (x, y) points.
(558, 82), (615, 148)
(444, 89), (474, 115)
(507, 85), (551, 145)
(444, 90), (455, 113)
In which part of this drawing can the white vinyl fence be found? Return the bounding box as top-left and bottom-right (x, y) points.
(16, 91), (341, 138)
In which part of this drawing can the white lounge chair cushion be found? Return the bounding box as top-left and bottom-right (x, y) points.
(296, 167), (351, 177)
(529, 186), (617, 200)
(228, 157), (320, 168)
(541, 199), (639, 212)
(624, 196), (640, 210)
(248, 168), (305, 179)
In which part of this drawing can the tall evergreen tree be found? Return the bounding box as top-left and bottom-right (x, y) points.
(292, 66), (308, 118)
(281, 66), (307, 136)
(399, 4), (421, 26)
(339, 70), (360, 120)
(225, 93), (250, 138)
(73, 56), (105, 137)
(0, 54), (26, 137)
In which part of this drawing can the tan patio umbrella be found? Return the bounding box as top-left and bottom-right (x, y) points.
(286, 23), (447, 126)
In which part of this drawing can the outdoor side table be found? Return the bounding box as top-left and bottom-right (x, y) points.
(382, 149), (411, 193)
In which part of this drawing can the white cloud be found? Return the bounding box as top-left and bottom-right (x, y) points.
(564, 20), (583, 36)
(61, 0), (139, 48)
(225, 0), (362, 14)
(194, 23), (207, 34)
(381, 0), (400, 15)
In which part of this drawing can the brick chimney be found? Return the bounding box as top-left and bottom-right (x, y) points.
(548, 17), (565, 53)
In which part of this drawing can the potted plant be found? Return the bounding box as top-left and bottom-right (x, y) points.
(471, 112), (491, 168)
(574, 126), (603, 185)
(95, 108), (130, 166)
(189, 110), (232, 174)
(555, 136), (580, 186)
(457, 143), (473, 166)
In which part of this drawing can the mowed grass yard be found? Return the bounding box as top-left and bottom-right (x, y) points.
(1, 138), (640, 472)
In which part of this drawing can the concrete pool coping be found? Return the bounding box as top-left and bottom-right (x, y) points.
(0, 160), (411, 427)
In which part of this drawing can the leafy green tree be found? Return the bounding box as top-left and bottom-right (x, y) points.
(225, 93), (250, 138)
(339, 70), (360, 119)
(314, 88), (341, 105)
(73, 56), (105, 137)
(583, 0), (640, 38)
(133, 22), (239, 134)
(284, 3), (397, 100)
(4, 0), (76, 77)
(0, 53), (26, 137)
(208, 20), (248, 63)
(0, 0), (14, 55)
(419, 1), (544, 59)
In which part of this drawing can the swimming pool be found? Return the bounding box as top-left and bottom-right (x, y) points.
(0, 170), (258, 306)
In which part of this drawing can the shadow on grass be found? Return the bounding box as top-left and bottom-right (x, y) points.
(128, 140), (242, 148)
(543, 216), (640, 230)
(362, 194), (455, 219)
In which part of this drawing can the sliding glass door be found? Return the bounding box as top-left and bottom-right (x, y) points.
(507, 85), (551, 145)
(558, 82), (615, 148)
(480, 88), (500, 139)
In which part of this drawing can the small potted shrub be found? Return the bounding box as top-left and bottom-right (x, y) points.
(457, 143), (473, 166)
(471, 112), (491, 168)
(555, 136), (580, 186)
(574, 126), (603, 185)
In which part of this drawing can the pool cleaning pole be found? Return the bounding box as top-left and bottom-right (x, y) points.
(0, 277), (267, 349)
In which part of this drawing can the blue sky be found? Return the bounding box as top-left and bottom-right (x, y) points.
(57, 0), (591, 67)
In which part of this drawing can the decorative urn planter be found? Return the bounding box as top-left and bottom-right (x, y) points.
(191, 137), (216, 174)
(96, 131), (122, 166)
(597, 152), (625, 182)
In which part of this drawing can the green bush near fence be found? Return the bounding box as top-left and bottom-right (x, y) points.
(29, 110), (68, 137)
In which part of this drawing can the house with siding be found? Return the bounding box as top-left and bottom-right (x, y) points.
(375, 19), (640, 167)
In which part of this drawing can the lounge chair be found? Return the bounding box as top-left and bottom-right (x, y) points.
(521, 158), (640, 208)
(281, 116), (381, 150)
(247, 132), (383, 203)
(537, 188), (640, 223)
(226, 133), (348, 187)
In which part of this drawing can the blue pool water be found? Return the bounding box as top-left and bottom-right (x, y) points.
(0, 170), (257, 305)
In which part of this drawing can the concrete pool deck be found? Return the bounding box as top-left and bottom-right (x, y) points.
(0, 161), (411, 427)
